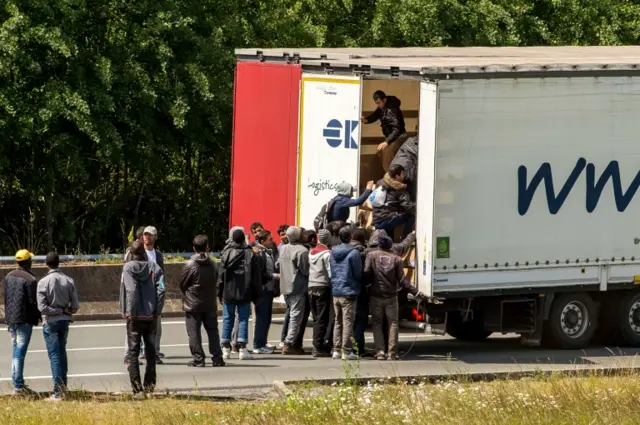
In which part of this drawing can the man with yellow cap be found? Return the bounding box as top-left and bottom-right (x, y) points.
(3, 249), (40, 394)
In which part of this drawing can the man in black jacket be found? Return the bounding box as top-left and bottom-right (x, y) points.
(4, 250), (40, 394)
(373, 164), (416, 240)
(179, 235), (225, 368)
(218, 228), (263, 360)
(362, 91), (408, 172)
(252, 230), (280, 354)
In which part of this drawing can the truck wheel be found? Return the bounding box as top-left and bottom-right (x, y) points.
(446, 312), (493, 342)
(545, 293), (598, 349)
(617, 290), (640, 347)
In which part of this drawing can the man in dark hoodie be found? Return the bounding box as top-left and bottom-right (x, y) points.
(328, 182), (374, 223)
(252, 230), (280, 354)
(364, 236), (425, 360)
(362, 90), (408, 172)
(330, 227), (362, 360)
(120, 241), (166, 396)
(218, 228), (263, 361)
(279, 226), (310, 355)
(179, 235), (224, 368)
(390, 135), (419, 201)
(373, 164), (416, 240)
(308, 229), (332, 357)
(350, 228), (370, 357)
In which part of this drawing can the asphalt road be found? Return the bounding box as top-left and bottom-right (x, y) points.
(0, 317), (639, 395)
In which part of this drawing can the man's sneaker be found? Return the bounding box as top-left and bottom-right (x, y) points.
(332, 351), (342, 359)
(157, 352), (165, 358)
(266, 343), (276, 350)
(376, 352), (387, 361)
(253, 346), (274, 355)
(342, 352), (358, 361)
(312, 350), (331, 358)
(282, 345), (304, 355)
(222, 347), (231, 360)
(45, 394), (63, 403)
(155, 357), (163, 365)
(239, 348), (253, 360)
(132, 392), (146, 401)
(231, 346), (239, 354)
(278, 342), (285, 349)
(187, 360), (205, 368)
(388, 354), (400, 361)
(212, 357), (226, 367)
(13, 386), (35, 396)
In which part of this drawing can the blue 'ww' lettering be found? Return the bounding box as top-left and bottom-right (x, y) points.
(518, 158), (640, 215)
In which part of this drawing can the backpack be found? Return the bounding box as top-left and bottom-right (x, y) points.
(314, 197), (338, 231)
(369, 186), (388, 208)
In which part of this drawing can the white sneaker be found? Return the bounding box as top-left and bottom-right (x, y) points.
(253, 347), (274, 355)
(342, 352), (358, 361)
(266, 343), (276, 350)
(222, 347), (231, 360)
(278, 342), (285, 349)
(239, 348), (253, 360)
(332, 351), (342, 359)
(231, 347), (239, 354)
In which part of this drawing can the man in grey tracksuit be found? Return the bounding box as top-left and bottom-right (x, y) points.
(279, 226), (310, 355)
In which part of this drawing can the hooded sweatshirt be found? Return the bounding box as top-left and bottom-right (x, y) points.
(329, 182), (373, 223)
(372, 173), (416, 224)
(179, 253), (219, 313)
(308, 245), (331, 290)
(330, 243), (362, 297)
(278, 226), (310, 296)
(218, 241), (262, 304)
(366, 229), (416, 257)
(120, 261), (166, 320)
(364, 249), (417, 299)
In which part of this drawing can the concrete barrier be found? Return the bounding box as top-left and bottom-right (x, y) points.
(0, 263), (286, 322)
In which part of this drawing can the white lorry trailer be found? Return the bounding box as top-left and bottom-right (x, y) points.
(231, 46), (640, 349)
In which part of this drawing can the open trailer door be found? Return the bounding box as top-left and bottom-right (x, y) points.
(415, 81), (438, 297)
(296, 74), (362, 228)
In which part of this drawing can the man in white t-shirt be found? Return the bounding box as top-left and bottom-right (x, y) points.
(142, 226), (165, 363)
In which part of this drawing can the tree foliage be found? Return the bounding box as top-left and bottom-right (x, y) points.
(1, 0), (640, 253)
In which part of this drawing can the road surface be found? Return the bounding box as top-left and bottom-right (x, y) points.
(0, 317), (638, 395)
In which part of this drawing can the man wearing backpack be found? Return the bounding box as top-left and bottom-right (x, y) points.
(372, 164), (416, 240)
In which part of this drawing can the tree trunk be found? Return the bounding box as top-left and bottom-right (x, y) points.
(46, 179), (54, 251)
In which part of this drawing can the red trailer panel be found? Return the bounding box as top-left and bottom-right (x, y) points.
(230, 62), (301, 242)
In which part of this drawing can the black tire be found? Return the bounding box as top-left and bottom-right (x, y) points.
(617, 290), (640, 347)
(446, 312), (493, 341)
(545, 293), (598, 349)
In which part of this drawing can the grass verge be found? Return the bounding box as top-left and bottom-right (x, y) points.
(4, 371), (640, 424)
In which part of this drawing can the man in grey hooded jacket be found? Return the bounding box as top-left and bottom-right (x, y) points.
(120, 241), (166, 395)
(279, 226), (310, 355)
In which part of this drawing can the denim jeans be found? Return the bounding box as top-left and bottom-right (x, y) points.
(375, 213), (415, 240)
(9, 323), (33, 389)
(221, 302), (251, 346)
(43, 320), (70, 396)
(253, 291), (274, 350)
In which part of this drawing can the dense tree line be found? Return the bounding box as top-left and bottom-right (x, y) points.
(1, 0), (640, 253)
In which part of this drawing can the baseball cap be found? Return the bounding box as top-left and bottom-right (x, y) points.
(143, 226), (157, 236)
(15, 249), (33, 262)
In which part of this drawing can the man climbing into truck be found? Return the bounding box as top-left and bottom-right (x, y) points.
(371, 164), (416, 240)
(361, 91), (407, 172)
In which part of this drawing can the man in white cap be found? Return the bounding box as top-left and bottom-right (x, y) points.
(142, 226), (165, 363)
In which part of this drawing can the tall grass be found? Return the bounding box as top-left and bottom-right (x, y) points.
(3, 372), (640, 424)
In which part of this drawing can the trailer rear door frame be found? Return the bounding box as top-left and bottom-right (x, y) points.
(416, 81), (438, 297)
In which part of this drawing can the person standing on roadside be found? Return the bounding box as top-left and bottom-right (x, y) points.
(218, 228), (263, 360)
(350, 228), (370, 358)
(276, 224), (290, 349)
(179, 235), (225, 368)
(37, 252), (80, 401)
(142, 226), (165, 364)
(120, 241), (166, 397)
(330, 227), (362, 360)
(308, 229), (332, 357)
(364, 236), (425, 360)
(124, 225), (146, 363)
(4, 249), (40, 395)
(279, 226), (310, 355)
(252, 230), (280, 354)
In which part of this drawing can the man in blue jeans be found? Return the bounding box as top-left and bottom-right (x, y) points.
(253, 230), (280, 354)
(37, 252), (80, 401)
(372, 164), (416, 240)
(218, 228), (263, 360)
(4, 249), (40, 395)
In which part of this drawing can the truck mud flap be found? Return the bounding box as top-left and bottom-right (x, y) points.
(426, 313), (447, 336)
